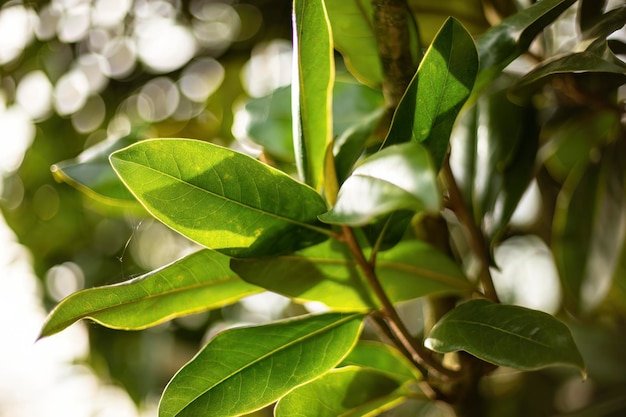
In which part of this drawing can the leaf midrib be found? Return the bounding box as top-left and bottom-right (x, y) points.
(112, 156), (329, 235)
(179, 314), (362, 414)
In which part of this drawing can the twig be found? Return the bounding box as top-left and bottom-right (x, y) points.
(340, 226), (461, 380)
(441, 156), (499, 302)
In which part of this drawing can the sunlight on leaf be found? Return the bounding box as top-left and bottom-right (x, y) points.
(159, 312), (364, 417)
(39, 250), (262, 337)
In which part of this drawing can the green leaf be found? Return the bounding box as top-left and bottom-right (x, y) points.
(319, 142), (440, 226)
(552, 145), (626, 313)
(451, 77), (539, 240)
(578, 0), (607, 36)
(510, 51), (626, 100)
(238, 85), (295, 162)
(109, 139), (330, 258)
(158, 312), (364, 417)
(341, 340), (421, 382)
(39, 250), (261, 338)
(231, 240), (472, 311)
(425, 299), (586, 375)
(475, 0), (577, 93)
(292, 0), (334, 189)
(50, 134), (143, 211)
(382, 17), (478, 169)
(274, 366), (406, 417)
(580, 3), (626, 41)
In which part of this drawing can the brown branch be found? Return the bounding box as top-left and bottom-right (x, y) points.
(340, 226), (461, 380)
(372, 0), (417, 108)
(442, 157), (499, 302)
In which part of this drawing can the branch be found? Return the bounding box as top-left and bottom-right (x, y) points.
(372, 0), (418, 108)
(340, 226), (461, 380)
(442, 157), (499, 302)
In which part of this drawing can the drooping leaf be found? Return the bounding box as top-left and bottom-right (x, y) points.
(158, 312), (364, 417)
(578, 0), (607, 36)
(274, 366), (406, 417)
(382, 17), (478, 169)
(552, 145), (626, 313)
(110, 139), (330, 258)
(475, 0), (577, 93)
(231, 239), (472, 311)
(340, 340), (421, 382)
(319, 142), (440, 226)
(50, 133), (143, 211)
(425, 299), (586, 375)
(39, 250), (261, 338)
(292, 0), (334, 189)
(510, 50), (626, 100)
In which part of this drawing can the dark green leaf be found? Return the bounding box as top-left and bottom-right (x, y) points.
(475, 0), (577, 93)
(425, 299), (586, 375)
(382, 17), (478, 169)
(341, 340), (421, 382)
(320, 142), (440, 226)
(578, 0), (607, 36)
(110, 139), (330, 258)
(511, 51), (626, 100)
(274, 367), (406, 417)
(158, 312), (364, 417)
(51, 134), (143, 211)
(39, 250), (261, 338)
(231, 239), (472, 311)
(580, 3), (626, 40)
(552, 145), (626, 313)
(292, 0), (334, 189)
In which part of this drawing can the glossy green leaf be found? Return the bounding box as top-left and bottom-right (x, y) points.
(425, 299), (586, 375)
(231, 239), (472, 311)
(382, 17), (478, 169)
(39, 250), (261, 338)
(158, 312), (364, 417)
(341, 340), (421, 382)
(275, 366), (406, 417)
(475, 0), (577, 93)
(292, 0), (334, 189)
(319, 142), (440, 226)
(51, 134), (143, 210)
(110, 139), (330, 258)
(552, 145), (626, 313)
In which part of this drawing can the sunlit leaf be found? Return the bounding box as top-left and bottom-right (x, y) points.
(320, 142), (440, 226)
(110, 139), (330, 258)
(475, 0), (577, 93)
(231, 239), (472, 311)
(341, 340), (421, 382)
(292, 0), (334, 189)
(275, 366), (406, 417)
(39, 250), (261, 338)
(425, 299), (586, 375)
(382, 17), (478, 169)
(159, 312), (364, 417)
(51, 134), (143, 211)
